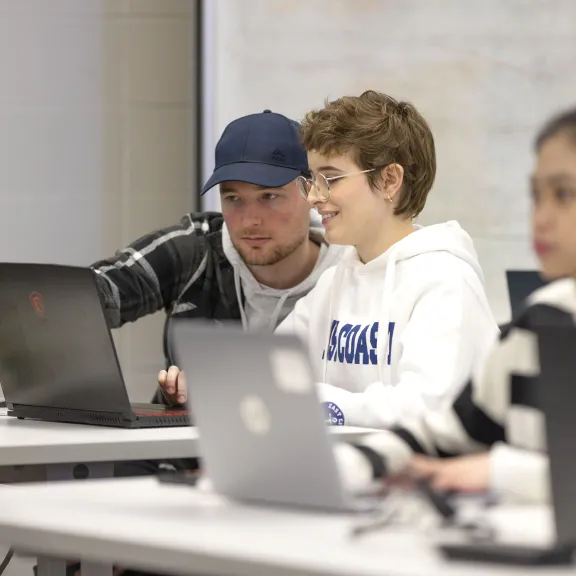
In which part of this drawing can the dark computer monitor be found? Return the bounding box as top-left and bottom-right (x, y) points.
(506, 270), (547, 317)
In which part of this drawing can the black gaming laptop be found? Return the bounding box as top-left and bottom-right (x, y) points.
(0, 263), (190, 428)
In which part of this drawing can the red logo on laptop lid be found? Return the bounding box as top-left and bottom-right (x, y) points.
(29, 292), (45, 317)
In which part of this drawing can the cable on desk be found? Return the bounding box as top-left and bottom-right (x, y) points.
(0, 548), (14, 576)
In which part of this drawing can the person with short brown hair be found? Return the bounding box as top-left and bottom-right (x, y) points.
(300, 90), (436, 220)
(277, 90), (498, 430)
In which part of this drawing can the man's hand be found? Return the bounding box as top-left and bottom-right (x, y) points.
(408, 452), (491, 493)
(157, 365), (187, 406)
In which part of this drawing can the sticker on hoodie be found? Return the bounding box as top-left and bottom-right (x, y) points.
(323, 402), (345, 426)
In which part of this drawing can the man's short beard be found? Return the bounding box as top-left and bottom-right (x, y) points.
(234, 234), (308, 267)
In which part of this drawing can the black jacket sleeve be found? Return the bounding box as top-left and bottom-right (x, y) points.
(91, 213), (207, 328)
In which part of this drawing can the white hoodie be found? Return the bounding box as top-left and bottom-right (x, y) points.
(277, 221), (499, 428)
(222, 211), (346, 331)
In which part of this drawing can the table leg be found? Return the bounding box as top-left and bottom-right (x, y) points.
(36, 463), (115, 576)
(81, 561), (113, 576)
(37, 558), (67, 576)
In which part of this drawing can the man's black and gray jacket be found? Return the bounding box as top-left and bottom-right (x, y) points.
(335, 279), (576, 504)
(92, 212), (242, 369)
(91, 211), (344, 400)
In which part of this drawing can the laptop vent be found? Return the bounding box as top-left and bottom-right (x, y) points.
(76, 411), (125, 425)
(11, 406), (130, 427)
(143, 416), (189, 427)
(53, 410), (126, 426)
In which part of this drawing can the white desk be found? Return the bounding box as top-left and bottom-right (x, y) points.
(0, 412), (375, 484)
(0, 408), (201, 485)
(0, 478), (566, 576)
(0, 412), (199, 467)
(0, 409), (371, 470)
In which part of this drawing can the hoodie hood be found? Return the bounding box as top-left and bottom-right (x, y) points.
(323, 220), (491, 384)
(223, 210), (345, 330)
(341, 220), (483, 278)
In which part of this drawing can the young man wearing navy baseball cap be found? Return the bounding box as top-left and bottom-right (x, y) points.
(92, 110), (345, 405)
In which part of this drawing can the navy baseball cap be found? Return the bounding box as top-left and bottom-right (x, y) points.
(201, 110), (309, 195)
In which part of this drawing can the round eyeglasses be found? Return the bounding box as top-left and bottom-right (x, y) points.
(297, 169), (375, 203)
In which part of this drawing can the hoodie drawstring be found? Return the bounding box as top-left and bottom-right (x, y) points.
(376, 251), (397, 384)
(269, 293), (290, 330)
(322, 263), (346, 382)
(233, 269), (248, 330)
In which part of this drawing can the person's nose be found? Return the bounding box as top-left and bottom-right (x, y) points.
(533, 199), (556, 236)
(240, 202), (264, 228)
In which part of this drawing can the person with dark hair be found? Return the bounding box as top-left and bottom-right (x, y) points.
(276, 91), (498, 429)
(333, 106), (576, 504)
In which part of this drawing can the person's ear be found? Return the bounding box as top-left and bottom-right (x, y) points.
(377, 163), (404, 202)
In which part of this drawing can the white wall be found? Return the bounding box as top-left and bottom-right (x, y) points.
(205, 0), (576, 322)
(0, 0), (196, 405)
(0, 0), (104, 265)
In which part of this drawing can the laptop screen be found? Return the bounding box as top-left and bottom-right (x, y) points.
(0, 263), (130, 413)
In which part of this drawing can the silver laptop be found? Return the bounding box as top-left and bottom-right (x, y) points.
(170, 320), (378, 513)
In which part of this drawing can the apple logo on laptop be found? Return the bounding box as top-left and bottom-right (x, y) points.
(239, 394), (271, 436)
